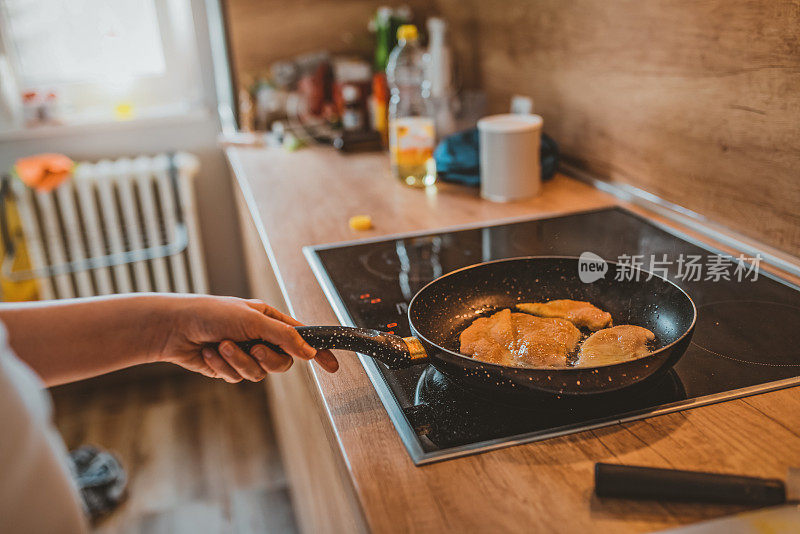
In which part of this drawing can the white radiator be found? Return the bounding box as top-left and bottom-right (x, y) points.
(11, 152), (207, 299)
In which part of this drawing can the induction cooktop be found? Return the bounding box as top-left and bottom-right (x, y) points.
(304, 207), (800, 465)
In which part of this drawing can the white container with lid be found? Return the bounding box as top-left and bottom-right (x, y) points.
(477, 113), (543, 202)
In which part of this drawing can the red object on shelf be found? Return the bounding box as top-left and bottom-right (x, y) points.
(371, 72), (390, 145)
(298, 61), (333, 116)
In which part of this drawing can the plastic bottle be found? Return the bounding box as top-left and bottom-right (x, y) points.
(386, 25), (437, 188)
(425, 17), (456, 138)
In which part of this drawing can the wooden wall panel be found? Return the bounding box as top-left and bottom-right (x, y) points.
(225, 0), (435, 83)
(224, 0), (800, 255)
(438, 0), (800, 256)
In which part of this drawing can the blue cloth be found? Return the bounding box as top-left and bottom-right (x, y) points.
(434, 128), (559, 187)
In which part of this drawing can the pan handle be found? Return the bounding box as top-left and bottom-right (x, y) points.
(594, 463), (786, 506)
(217, 326), (429, 370)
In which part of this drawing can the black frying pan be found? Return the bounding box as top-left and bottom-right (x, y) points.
(232, 257), (696, 398)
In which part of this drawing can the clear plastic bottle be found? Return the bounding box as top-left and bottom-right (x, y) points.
(386, 25), (437, 188)
(425, 17), (457, 138)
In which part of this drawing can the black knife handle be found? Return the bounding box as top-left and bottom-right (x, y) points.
(595, 463), (786, 506)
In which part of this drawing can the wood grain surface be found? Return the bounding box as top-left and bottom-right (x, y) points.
(224, 0), (435, 85)
(227, 145), (800, 533)
(52, 373), (297, 533)
(438, 0), (800, 257)
(233, 181), (369, 534)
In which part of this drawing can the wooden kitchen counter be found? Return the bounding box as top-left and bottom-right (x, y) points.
(226, 146), (800, 533)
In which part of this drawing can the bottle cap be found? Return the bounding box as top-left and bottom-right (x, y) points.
(397, 25), (418, 42)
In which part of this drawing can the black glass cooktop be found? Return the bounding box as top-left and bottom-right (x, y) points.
(304, 207), (800, 464)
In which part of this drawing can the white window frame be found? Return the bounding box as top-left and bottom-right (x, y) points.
(0, 0), (205, 131)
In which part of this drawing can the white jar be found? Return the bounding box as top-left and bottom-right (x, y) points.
(477, 114), (543, 202)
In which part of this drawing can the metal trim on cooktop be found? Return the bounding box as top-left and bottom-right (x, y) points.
(303, 208), (800, 465)
(303, 246), (429, 463)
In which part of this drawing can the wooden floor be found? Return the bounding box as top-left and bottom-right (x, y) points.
(51, 370), (298, 534)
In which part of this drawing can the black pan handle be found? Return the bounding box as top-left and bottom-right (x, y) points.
(215, 326), (428, 370)
(595, 463), (786, 506)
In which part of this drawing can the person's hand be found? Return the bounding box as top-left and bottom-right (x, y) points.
(160, 296), (338, 382)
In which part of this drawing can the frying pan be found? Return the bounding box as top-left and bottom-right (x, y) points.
(232, 257), (696, 398)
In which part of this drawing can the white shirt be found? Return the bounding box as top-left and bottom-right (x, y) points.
(0, 323), (89, 533)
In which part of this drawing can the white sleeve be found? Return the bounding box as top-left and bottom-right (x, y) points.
(0, 323), (89, 533)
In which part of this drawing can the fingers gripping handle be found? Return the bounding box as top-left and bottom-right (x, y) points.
(221, 326), (427, 370)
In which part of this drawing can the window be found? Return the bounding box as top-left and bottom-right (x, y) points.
(0, 0), (204, 130)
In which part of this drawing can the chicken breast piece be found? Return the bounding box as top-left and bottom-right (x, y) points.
(577, 325), (655, 367)
(460, 308), (582, 368)
(517, 300), (613, 331)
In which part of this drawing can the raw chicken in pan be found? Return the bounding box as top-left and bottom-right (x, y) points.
(459, 309), (581, 368)
(460, 301), (655, 369)
(576, 325), (655, 367)
(517, 299), (612, 331)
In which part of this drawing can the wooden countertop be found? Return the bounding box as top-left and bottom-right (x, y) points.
(226, 146), (800, 533)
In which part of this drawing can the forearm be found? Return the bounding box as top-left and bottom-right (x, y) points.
(0, 294), (178, 386)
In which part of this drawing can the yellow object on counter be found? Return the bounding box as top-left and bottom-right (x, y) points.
(349, 215), (373, 231)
